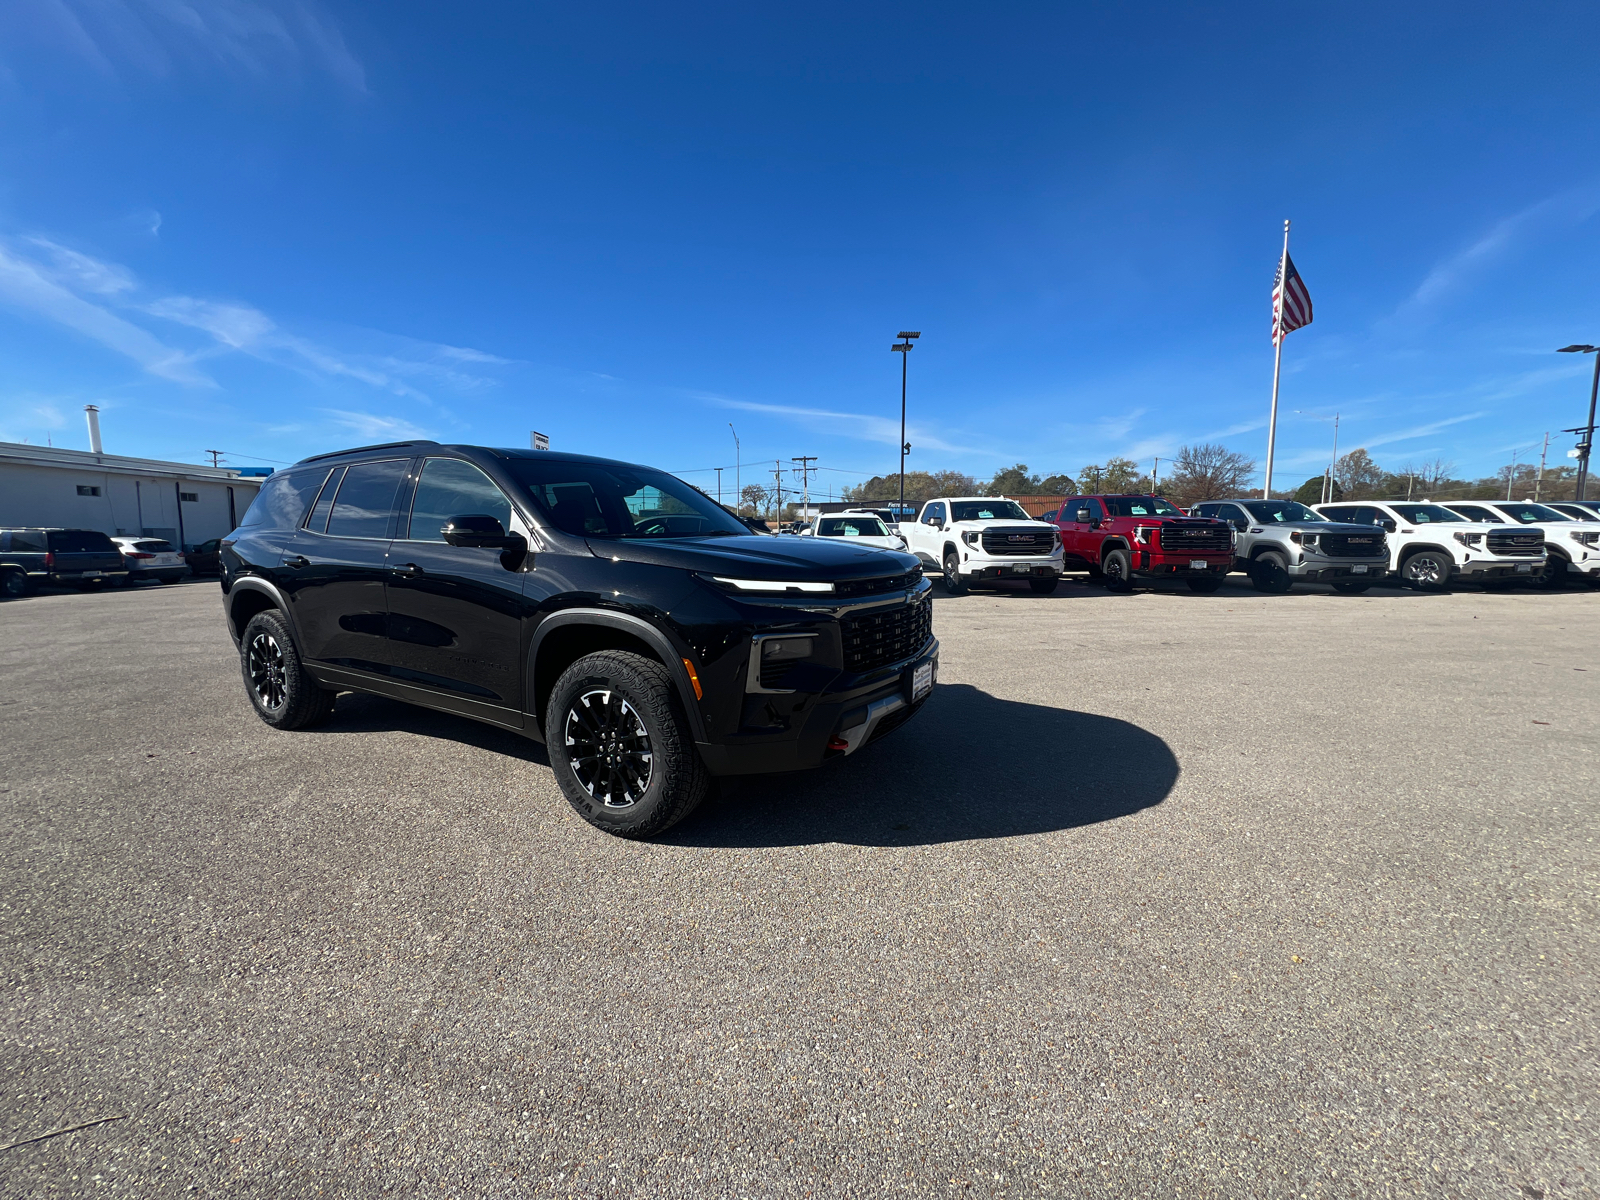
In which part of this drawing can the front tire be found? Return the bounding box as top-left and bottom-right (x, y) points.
(942, 551), (967, 594)
(239, 610), (337, 730)
(547, 650), (708, 839)
(1102, 548), (1134, 592)
(1249, 551), (1293, 593)
(1531, 554), (1568, 590)
(1400, 550), (1452, 591)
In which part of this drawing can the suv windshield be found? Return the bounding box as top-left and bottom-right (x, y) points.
(1497, 503), (1570, 523)
(1243, 500), (1321, 523)
(1102, 496), (1182, 517)
(949, 500), (1030, 521)
(818, 516), (889, 537)
(1390, 504), (1466, 523)
(507, 460), (748, 539)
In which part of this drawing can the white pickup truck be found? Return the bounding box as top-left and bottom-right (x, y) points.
(898, 496), (1064, 593)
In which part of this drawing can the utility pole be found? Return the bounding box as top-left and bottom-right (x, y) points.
(715, 467), (723, 507)
(791, 456), (817, 523)
(772, 461), (785, 525)
(891, 332), (920, 517)
(205, 450), (223, 468)
(1535, 433), (1549, 501)
(1506, 448), (1520, 501)
(729, 424), (740, 512)
(1151, 457), (1159, 494)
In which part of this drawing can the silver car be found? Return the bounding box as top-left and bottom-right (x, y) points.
(111, 536), (189, 584)
(1191, 498), (1389, 593)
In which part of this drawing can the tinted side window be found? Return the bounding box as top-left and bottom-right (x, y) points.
(240, 469), (329, 530)
(48, 530), (116, 553)
(304, 467), (346, 533)
(1086, 498), (1105, 521)
(407, 459), (513, 541)
(1320, 506), (1358, 523)
(326, 460), (409, 539)
(924, 503), (945, 525)
(7, 531), (46, 552)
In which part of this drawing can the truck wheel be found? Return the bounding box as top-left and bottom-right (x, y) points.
(1531, 553), (1568, 589)
(1186, 577), (1223, 593)
(1330, 581), (1370, 594)
(942, 551), (967, 594)
(1400, 550), (1451, 591)
(1249, 551), (1293, 593)
(1, 570), (29, 599)
(239, 610), (337, 731)
(1028, 577), (1058, 595)
(1102, 548), (1134, 592)
(547, 650), (708, 839)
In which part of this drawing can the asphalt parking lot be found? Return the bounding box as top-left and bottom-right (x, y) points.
(2, 576), (1596, 1198)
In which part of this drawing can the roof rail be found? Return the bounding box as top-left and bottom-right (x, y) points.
(298, 440), (440, 463)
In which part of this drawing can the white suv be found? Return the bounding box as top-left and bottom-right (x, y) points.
(898, 497), (1064, 594)
(1442, 500), (1600, 588)
(1313, 501), (1545, 590)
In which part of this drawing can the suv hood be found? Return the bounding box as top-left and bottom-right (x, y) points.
(1268, 521), (1386, 533)
(949, 517), (1056, 528)
(590, 534), (918, 580)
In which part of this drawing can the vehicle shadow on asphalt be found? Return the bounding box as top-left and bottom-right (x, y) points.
(310, 691), (552, 765)
(669, 682), (1177, 848)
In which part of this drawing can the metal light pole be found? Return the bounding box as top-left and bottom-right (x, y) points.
(1557, 345), (1600, 500)
(1293, 410), (1340, 503)
(715, 467), (723, 507)
(729, 423), (740, 512)
(892, 332), (920, 516)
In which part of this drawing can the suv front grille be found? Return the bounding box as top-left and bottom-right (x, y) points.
(1319, 532), (1386, 558)
(979, 527), (1057, 556)
(841, 597), (933, 673)
(1487, 529), (1544, 557)
(834, 567), (922, 597)
(1157, 522), (1231, 554)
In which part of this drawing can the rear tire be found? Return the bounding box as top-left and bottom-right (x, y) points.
(239, 610), (337, 731)
(1, 569), (29, 599)
(1103, 548), (1134, 592)
(942, 551), (967, 595)
(1249, 551), (1293, 593)
(547, 650), (708, 839)
(1330, 581), (1371, 594)
(1531, 553), (1568, 590)
(1186, 577), (1223, 593)
(1400, 550), (1452, 591)
(1028, 577), (1059, 594)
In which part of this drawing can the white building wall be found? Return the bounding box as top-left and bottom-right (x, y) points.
(0, 444), (263, 548)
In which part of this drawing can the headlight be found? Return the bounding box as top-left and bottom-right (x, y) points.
(1452, 532), (1484, 547)
(961, 530), (979, 546)
(895, 537), (908, 550)
(1133, 525), (1156, 544)
(748, 632), (819, 693)
(1289, 531), (1319, 549)
(1571, 530), (1600, 546)
(708, 576), (835, 594)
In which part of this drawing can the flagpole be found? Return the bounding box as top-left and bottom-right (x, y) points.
(1263, 219), (1290, 499)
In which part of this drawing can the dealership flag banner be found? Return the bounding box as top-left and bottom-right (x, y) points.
(1263, 220), (1313, 498)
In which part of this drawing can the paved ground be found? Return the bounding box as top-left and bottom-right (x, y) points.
(1, 574), (1596, 1199)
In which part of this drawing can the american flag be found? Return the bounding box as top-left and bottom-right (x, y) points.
(1272, 253), (1312, 344)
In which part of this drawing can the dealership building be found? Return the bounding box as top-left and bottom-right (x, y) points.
(0, 423), (265, 551)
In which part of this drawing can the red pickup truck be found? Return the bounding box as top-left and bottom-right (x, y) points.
(1050, 494), (1235, 592)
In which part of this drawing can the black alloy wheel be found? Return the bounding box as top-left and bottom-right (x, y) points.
(1102, 548), (1134, 592)
(1531, 553), (1568, 590)
(942, 551), (966, 594)
(562, 688), (654, 809)
(547, 650), (708, 838)
(1249, 550), (1293, 593)
(1400, 550), (1451, 591)
(2, 570), (30, 599)
(238, 609), (338, 730)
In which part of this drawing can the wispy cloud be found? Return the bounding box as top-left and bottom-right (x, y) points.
(0, 240), (209, 384)
(1352, 412), (1486, 451)
(321, 409), (430, 440)
(1403, 182), (1600, 312)
(0, 235), (512, 407)
(1, 0), (367, 92)
(697, 392), (975, 455)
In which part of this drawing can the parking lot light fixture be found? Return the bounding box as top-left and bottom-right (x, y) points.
(892, 332), (920, 513)
(1557, 345), (1599, 500)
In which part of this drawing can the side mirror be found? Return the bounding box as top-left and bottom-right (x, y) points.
(441, 514), (521, 549)
(1377, 518), (1397, 532)
(1074, 508), (1090, 523)
(932, 518), (945, 530)
(1232, 519), (1249, 531)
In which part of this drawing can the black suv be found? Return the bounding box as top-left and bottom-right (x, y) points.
(221, 441), (938, 837)
(1, 528), (128, 596)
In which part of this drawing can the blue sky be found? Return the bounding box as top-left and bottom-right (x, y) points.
(1, 1), (1598, 499)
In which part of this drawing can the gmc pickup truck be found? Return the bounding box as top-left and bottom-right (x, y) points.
(897, 497), (1064, 593)
(1049, 494), (1234, 592)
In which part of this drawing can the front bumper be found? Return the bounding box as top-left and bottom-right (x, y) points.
(964, 562), (1059, 581)
(48, 569), (129, 585)
(1132, 552), (1232, 576)
(1292, 560), (1389, 581)
(1457, 558), (1542, 579)
(694, 639), (938, 776)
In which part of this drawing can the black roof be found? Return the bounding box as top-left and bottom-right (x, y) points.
(293, 442), (650, 470)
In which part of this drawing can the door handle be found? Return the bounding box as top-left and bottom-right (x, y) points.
(287, 555), (310, 569)
(393, 562), (424, 577)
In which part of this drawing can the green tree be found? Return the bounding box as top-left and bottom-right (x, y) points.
(1293, 475), (1341, 505)
(983, 463), (1042, 496)
(1038, 472), (1074, 495)
(842, 470), (978, 506)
